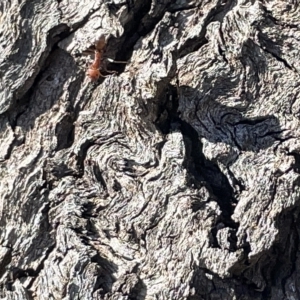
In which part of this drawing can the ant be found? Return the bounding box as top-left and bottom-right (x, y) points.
(86, 49), (103, 80)
(86, 36), (106, 81)
(86, 35), (126, 81)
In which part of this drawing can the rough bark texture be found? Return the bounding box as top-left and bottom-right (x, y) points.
(1, 0), (300, 299)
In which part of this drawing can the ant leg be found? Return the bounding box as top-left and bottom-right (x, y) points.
(99, 72), (109, 78)
(104, 69), (118, 74)
(106, 58), (128, 64)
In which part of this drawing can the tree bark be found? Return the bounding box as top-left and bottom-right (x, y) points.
(1, 0), (300, 299)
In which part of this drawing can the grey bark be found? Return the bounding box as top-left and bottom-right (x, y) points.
(0, 0), (300, 299)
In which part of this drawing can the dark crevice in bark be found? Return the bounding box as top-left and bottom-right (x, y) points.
(46, 159), (82, 187)
(154, 84), (179, 135)
(90, 254), (118, 297)
(47, 24), (71, 45)
(91, 162), (108, 191)
(240, 38), (268, 79)
(55, 113), (75, 151)
(111, 0), (216, 73)
(107, 1), (126, 13)
(241, 240), (252, 265)
(137, 4), (170, 37)
(259, 130), (287, 138)
(6, 83), (38, 133)
(80, 202), (98, 220)
(233, 115), (274, 126)
(108, 0), (154, 70)
(112, 179), (122, 192)
(56, 245), (117, 298)
(168, 5), (199, 13)
(178, 37), (209, 59)
(6, 22), (70, 111)
(218, 44), (229, 64)
(127, 277), (147, 300)
(6, 47), (76, 154)
(229, 207), (300, 298)
(280, 214), (299, 297)
(2, 4), (72, 136)
(126, 223), (145, 246)
(210, 0), (238, 22)
(145, 213), (166, 232)
(0, 248), (12, 279)
(13, 240), (56, 291)
(226, 166), (245, 194)
(289, 152), (300, 174)
(260, 5), (299, 29)
(256, 29), (296, 73)
(9, 266), (38, 283)
(211, 226), (238, 252)
(71, 140), (100, 178)
(261, 209), (300, 298)
(177, 24), (208, 58)
(262, 46), (294, 73)
(155, 84), (238, 232)
(110, 1), (230, 84)
(178, 0), (234, 58)
(189, 266), (262, 300)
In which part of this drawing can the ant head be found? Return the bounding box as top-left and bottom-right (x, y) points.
(95, 35), (106, 51)
(86, 68), (100, 81)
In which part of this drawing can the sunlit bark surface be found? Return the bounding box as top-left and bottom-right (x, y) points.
(1, 0), (300, 299)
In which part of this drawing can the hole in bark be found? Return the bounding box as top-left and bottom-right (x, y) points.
(112, 179), (122, 192)
(90, 254), (118, 295)
(55, 114), (75, 150)
(289, 152), (300, 174)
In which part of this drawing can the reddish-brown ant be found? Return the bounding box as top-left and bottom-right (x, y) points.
(86, 36), (106, 81)
(86, 35), (127, 81)
(87, 49), (103, 80)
